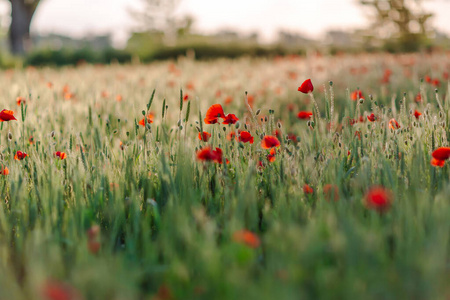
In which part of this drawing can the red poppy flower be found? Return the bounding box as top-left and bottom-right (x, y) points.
(298, 79), (314, 93)
(388, 119), (400, 130)
(381, 69), (392, 84)
(237, 131), (254, 144)
(198, 131), (211, 142)
(0, 165), (9, 175)
(14, 151), (28, 160)
(303, 184), (313, 194)
(415, 92), (422, 103)
(431, 157), (445, 167)
(367, 113), (376, 122)
(54, 151), (67, 160)
(64, 92), (75, 100)
(432, 147), (450, 161)
(414, 110), (421, 119)
(42, 280), (81, 300)
(267, 148), (276, 162)
(183, 94), (189, 101)
(232, 229), (260, 248)
(424, 75), (431, 83)
(348, 118), (357, 126)
(115, 94), (123, 102)
(0, 109), (17, 122)
(431, 78), (440, 87)
(87, 224), (101, 254)
(350, 90), (364, 101)
(261, 135), (280, 149)
(222, 113), (239, 125)
(101, 90), (109, 98)
(227, 131), (236, 141)
(273, 129), (282, 140)
(196, 147), (225, 164)
(365, 186), (393, 213)
(204, 104), (225, 124)
(323, 184), (339, 202)
(297, 111), (313, 120)
(287, 133), (297, 144)
(138, 113), (154, 126)
(16, 97), (26, 106)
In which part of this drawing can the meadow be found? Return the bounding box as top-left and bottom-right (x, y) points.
(0, 52), (449, 300)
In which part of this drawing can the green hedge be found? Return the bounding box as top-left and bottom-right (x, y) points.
(140, 44), (305, 62)
(25, 47), (132, 67)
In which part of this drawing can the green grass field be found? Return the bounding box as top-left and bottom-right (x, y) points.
(0, 53), (449, 300)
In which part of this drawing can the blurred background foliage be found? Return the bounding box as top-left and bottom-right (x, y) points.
(0, 0), (448, 67)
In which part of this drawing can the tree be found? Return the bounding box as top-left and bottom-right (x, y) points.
(359, 0), (433, 38)
(8, 0), (41, 55)
(131, 0), (182, 45)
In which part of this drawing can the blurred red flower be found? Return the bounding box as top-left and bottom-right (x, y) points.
(298, 79), (314, 94)
(365, 186), (393, 213)
(232, 229), (260, 248)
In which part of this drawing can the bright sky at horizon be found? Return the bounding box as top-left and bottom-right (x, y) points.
(1, 0), (449, 47)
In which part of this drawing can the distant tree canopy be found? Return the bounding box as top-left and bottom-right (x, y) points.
(8, 0), (41, 55)
(359, 0), (433, 36)
(131, 0), (183, 45)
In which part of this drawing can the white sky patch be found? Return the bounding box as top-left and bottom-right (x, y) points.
(0, 0), (448, 48)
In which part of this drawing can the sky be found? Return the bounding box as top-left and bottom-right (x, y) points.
(1, 0), (449, 47)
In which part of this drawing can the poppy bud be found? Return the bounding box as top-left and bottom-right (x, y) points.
(256, 109), (261, 116)
(329, 81), (333, 86)
(146, 123), (151, 130)
(307, 121), (311, 127)
(113, 129), (118, 134)
(439, 111), (443, 119)
(179, 125), (183, 130)
(8, 132), (12, 140)
(51, 131), (55, 138)
(235, 122), (240, 129)
(260, 133), (264, 140)
(264, 116), (268, 122)
(244, 124), (248, 130)
(177, 119), (182, 126)
(359, 98), (364, 104)
(223, 127), (226, 132)
(435, 89), (438, 93)
(277, 122), (282, 129)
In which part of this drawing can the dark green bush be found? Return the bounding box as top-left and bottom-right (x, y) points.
(140, 44), (304, 62)
(25, 47), (132, 67)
